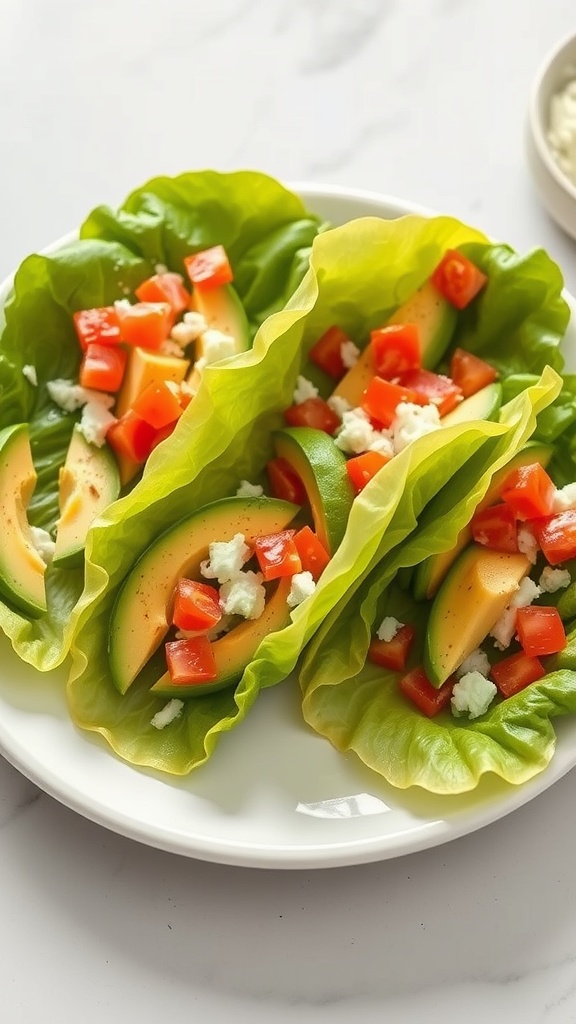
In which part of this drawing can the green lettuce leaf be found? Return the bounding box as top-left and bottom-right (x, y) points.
(65, 212), (563, 775)
(0, 170), (322, 668)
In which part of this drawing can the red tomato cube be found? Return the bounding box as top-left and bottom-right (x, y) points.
(370, 323), (421, 379)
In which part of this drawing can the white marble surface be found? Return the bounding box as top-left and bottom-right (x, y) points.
(2, 0), (576, 1020)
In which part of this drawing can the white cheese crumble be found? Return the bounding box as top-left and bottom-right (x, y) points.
(376, 616), (403, 642)
(548, 78), (576, 187)
(490, 577), (542, 650)
(335, 407), (379, 454)
(170, 322), (199, 347)
(30, 526), (55, 565)
(46, 379), (115, 413)
(391, 401), (441, 453)
(150, 698), (185, 730)
(287, 570), (316, 608)
(539, 566), (571, 593)
(451, 671), (497, 720)
(219, 570), (266, 619)
(201, 329), (237, 365)
(183, 311), (208, 334)
(235, 480), (264, 498)
(154, 262), (169, 275)
(327, 394), (351, 420)
(22, 365), (38, 386)
(78, 401), (117, 447)
(455, 647), (491, 679)
(293, 375), (319, 405)
(551, 482), (576, 512)
(159, 337), (187, 357)
(200, 533), (251, 584)
(340, 340), (360, 369)
(517, 525), (539, 565)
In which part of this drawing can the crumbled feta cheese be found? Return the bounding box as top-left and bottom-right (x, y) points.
(22, 365), (38, 386)
(539, 566), (571, 593)
(551, 483), (576, 512)
(517, 525), (539, 565)
(490, 576), (542, 650)
(183, 311), (208, 334)
(287, 570), (316, 608)
(327, 394), (351, 420)
(293, 375), (319, 405)
(391, 401), (441, 453)
(455, 647), (491, 679)
(170, 321), (199, 347)
(47, 379), (115, 413)
(154, 262), (168, 275)
(200, 533), (251, 584)
(201, 329), (237, 365)
(78, 401), (117, 447)
(235, 480), (264, 498)
(150, 698), (185, 730)
(160, 337), (187, 357)
(219, 570), (266, 619)
(30, 526), (55, 565)
(376, 616), (403, 642)
(451, 671), (497, 720)
(340, 340), (360, 369)
(335, 407), (378, 454)
(194, 356), (207, 375)
(368, 431), (395, 459)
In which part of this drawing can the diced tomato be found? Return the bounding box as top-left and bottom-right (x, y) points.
(293, 526), (330, 580)
(361, 376), (418, 428)
(172, 579), (222, 633)
(470, 503), (519, 553)
(449, 348), (497, 398)
(106, 410), (159, 464)
(399, 666), (454, 717)
(73, 306), (121, 350)
(132, 380), (184, 430)
(491, 650), (546, 698)
(370, 323), (421, 379)
(500, 463), (555, 522)
(150, 419), (178, 451)
(184, 245), (233, 290)
(345, 450), (392, 493)
(266, 457), (306, 506)
(397, 368), (463, 417)
(309, 325), (351, 379)
(532, 509), (576, 565)
(253, 529), (302, 581)
(135, 272), (190, 320)
(369, 624), (416, 673)
(515, 605), (567, 657)
(79, 342), (127, 393)
(165, 635), (218, 685)
(115, 300), (172, 349)
(430, 250), (488, 309)
(284, 397), (341, 434)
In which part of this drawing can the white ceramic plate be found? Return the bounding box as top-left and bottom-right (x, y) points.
(1, 184), (576, 870)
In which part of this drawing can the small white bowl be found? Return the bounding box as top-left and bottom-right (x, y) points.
(526, 30), (576, 239)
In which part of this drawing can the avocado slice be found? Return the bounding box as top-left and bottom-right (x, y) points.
(424, 543), (531, 687)
(440, 382), (502, 428)
(332, 279), (457, 407)
(150, 575), (293, 698)
(273, 427), (355, 556)
(413, 440), (553, 601)
(52, 427), (121, 569)
(187, 284), (250, 391)
(0, 423), (47, 618)
(108, 495), (299, 694)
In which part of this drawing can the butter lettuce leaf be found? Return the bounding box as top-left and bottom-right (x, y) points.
(0, 171), (323, 669)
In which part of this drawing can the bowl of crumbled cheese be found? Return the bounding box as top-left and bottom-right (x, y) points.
(526, 30), (576, 239)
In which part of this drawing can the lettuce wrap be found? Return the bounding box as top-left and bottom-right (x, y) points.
(66, 213), (569, 775)
(0, 169), (323, 670)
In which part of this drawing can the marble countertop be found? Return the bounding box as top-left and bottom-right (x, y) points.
(2, 0), (576, 1020)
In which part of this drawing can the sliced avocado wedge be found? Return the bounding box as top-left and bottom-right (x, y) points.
(52, 428), (121, 569)
(108, 496), (299, 694)
(413, 440), (553, 601)
(333, 279), (457, 407)
(424, 543), (531, 687)
(440, 382), (502, 428)
(273, 427), (354, 556)
(0, 423), (47, 618)
(150, 576), (293, 699)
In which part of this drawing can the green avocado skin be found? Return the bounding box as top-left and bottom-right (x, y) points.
(0, 422), (47, 618)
